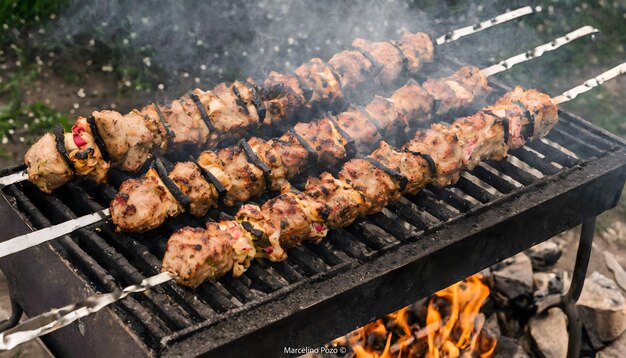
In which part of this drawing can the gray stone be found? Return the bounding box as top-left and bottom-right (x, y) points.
(578, 272), (626, 347)
(483, 313), (501, 340)
(596, 328), (626, 358)
(604, 251), (626, 293)
(526, 240), (562, 271)
(533, 272), (564, 302)
(528, 308), (568, 358)
(491, 253), (534, 301)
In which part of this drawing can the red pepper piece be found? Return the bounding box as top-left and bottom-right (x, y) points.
(73, 134), (88, 147)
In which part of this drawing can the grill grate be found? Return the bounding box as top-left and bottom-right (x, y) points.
(0, 76), (624, 356)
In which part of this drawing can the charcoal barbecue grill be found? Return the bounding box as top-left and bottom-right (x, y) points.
(0, 62), (624, 357)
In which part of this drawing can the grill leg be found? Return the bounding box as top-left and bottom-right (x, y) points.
(0, 294), (23, 332)
(564, 216), (596, 358)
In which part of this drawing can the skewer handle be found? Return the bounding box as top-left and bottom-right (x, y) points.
(0, 272), (173, 350)
(552, 62), (626, 104)
(481, 26), (599, 77)
(436, 6), (541, 45)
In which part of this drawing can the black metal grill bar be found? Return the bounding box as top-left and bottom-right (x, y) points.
(526, 140), (579, 167)
(469, 164), (518, 193)
(325, 229), (375, 260)
(388, 199), (438, 229)
(509, 147), (561, 175)
(558, 118), (618, 151)
(546, 128), (601, 159)
(485, 158), (539, 186)
(427, 186), (474, 212)
(454, 175), (496, 203)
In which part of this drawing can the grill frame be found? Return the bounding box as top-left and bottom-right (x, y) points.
(0, 79), (624, 357)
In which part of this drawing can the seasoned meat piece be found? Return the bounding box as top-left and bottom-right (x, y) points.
(64, 116), (110, 184)
(398, 32), (434, 74)
(269, 132), (309, 179)
(162, 224), (235, 288)
(259, 190), (325, 249)
(160, 96), (210, 148)
(389, 83), (434, 126)
(261, 72), (307, 126)
(482, 103), (526, 149)
(451, 112), (508, 169)
(335, 108), (382, 153)
(202, 83), (257, 147)
(218, 220), (256, 277)
(93, 110), (159, 172)
(136, 104), (168, 153)
(236, 203), (286, 262)
(339, 158), (399, 213)
(294, 58), (343, 104)
(24, 133), (74, 193)
(111, 168), (182, 232)
(196, 150), (233, 191)
(365, 96), (407, 138)
(421, 78), (456, 116)
(369, 141), (432, 194)
(305, 172), (369, 227)
(168, 162), (218, 217)
(294, 118), (347, 167)
(248, 137), (287, 191)
(495, 86), (558, 141)
(422, 66), (491, 115)
(405, 124), (463, 187)
(454, 66), (491, 100)
(328, 49), (373, 94)
(352, 38), (405, 87)
(231, 80), (262, 123)
(218, 146), (265, 206)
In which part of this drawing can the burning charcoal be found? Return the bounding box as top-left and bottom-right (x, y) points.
(406, 297), (429, 326)
(596, 329), (626, 358)
(532, 272), (564, 302)
(528, 307), (568, 358)
(490, 253), (534, 305)
(491, 336), (530, 358)
(525, 240), (562, 271)
(578, 271), (626, 349)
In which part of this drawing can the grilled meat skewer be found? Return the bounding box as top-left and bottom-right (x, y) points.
(24, 32), (435, 194)
(161, 86), (558, 287)
(111, 67), (490, 232)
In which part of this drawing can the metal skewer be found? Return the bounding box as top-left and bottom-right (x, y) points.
(552, 62), (626, 104)
(435, 5), (541, 45)
(0, 272), (173, 350)
(1, 62), (624, 351)
(0, 6), (539, 190)
(0, 26), (598, 260)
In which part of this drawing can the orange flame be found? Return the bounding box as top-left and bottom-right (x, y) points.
(425, 274), (496, 357)
(331, 274), (496, 358)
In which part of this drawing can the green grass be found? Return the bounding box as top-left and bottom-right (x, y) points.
(0, 44), (69, 156)
(0, 0), (69, 44)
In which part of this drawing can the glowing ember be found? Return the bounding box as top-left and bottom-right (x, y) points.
(331, 274), (496, 357)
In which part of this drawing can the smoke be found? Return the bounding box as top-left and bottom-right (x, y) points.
(32, 0), (545, 98)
